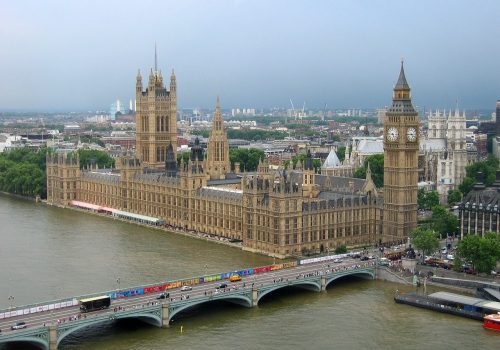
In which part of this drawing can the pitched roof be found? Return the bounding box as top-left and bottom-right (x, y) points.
(395, 61), (410, 90)
(357, 139), (383, 154)
(322, 149), (341, 169)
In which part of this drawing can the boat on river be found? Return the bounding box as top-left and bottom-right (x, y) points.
(483, 313), (500, 331)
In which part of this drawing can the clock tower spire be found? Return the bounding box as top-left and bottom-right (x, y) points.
(383, 61), (419, 243)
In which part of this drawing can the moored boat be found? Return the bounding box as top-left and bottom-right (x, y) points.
(483, 313), (500, 331)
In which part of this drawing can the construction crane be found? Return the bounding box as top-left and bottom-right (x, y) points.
(289, 99), (296, 121)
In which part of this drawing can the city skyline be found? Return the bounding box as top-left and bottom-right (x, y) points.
(1, 0), (499, 111)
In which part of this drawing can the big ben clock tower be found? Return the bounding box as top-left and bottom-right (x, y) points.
(383, 61), (419, 242)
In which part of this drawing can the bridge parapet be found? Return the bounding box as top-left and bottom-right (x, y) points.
(0, 325), (50, 350)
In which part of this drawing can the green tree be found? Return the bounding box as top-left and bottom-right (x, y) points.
(334, 245), (347, 254)
(430, 205), (458, 237)
(455, 233), (500, 273)
(229, 148), (265, 172)
(418, 190), (439, 210)
(176, 151), (191, 167)
(0, 147), (47, 198)
(336, 146), (346, 162)
(354, 154), (384, 188)
(458, 177), (475, 195)
(291, 154), (321, 173)
(77, 149), (115, 169)
(459, 156), (499, 195)
(447, 189), (462, 206)
(417, 188), (426, 209)
(410, 227), (440, 261)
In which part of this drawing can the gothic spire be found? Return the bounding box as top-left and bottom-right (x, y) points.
(213, 96), (223, 131)
(395, 60), (410, 90)
(154, 42), (158, 73)
(388, 60), (415, 114)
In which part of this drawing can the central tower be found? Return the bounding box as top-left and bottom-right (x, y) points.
(383, 61), (419, 242)
(135, 59), (177, 169)
(206, 97), (230, 179)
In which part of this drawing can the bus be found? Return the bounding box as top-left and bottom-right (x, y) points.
(79, 295), (111, 313)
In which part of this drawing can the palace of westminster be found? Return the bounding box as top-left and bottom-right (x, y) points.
(46, 63), (420, 258)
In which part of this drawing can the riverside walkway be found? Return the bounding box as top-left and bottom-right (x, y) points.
(0, 256), (376, 350)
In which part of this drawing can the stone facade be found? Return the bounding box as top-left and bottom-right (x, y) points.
(459, 171), (500, 238)
(135, 68), (177, 169)
(47, 64), (418, 257)
(382, 61), (419, 242)
(420, 108), (468, 202)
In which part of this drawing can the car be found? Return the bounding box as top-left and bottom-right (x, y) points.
(333, 258), (342, 263)
(11, 322), (27, 330)
(229, 275), (241, 282)
(216, 283), (228, 289)
(378, 257), (389, 266)
(180, 286), (192, 292)
(360, 256), (369, 261)
(156, 292), (170, 299)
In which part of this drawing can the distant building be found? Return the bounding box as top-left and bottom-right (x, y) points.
(493, 100), (500, 157)
(419, 108), (468, 202)
(377, 108), (387, 124)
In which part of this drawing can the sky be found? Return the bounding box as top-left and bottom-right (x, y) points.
(0, 0), (499, 112)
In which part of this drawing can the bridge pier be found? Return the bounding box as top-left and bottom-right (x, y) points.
(162, 303), (170, 328)
(251, 288), (258, 307)
(320, 275), (326, 291)
(49, 325), (58, 350)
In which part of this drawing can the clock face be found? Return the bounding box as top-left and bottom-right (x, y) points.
(406, 127), (417, 142)
(387, 127), (399, 142)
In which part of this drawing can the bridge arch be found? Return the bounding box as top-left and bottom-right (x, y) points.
(325, 269), (375, 289)
(257, 280), (321, 304)
(169, 294), (252, 322)
(0, 338), (49, 350)
(57, 312), (162, 347)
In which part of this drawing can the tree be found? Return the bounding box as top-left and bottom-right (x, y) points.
(455, 233), (500, 273)
(447, 189), (462, 206)
(176, 151), (190, 167)
(354, 154), (384, 188)
(77, 149), (115, 169)
(417, 188), (426, 209)
(291, 154), (321, 173)
(458, 156), (499, 195)
(334, 245), (347, 254)
(430, 205), (458, 237)
(0, 147), (47, 198)
(410, 227), (439, 261)
(458, 177), (475, 195)
(418, 189), (440, 210)
(229, 148), (265, 172)
(336, 146), (346, 162)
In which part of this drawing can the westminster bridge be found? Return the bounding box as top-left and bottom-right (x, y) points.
(0, 256), (376, 350)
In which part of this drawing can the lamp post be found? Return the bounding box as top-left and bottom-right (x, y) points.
(8, 295), (14, 310)
(116, 277), (121, 292)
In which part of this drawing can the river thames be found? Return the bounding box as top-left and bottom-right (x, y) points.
(0, 195), (498, 349)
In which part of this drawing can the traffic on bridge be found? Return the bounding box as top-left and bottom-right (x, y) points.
(0, 253), (376, 350)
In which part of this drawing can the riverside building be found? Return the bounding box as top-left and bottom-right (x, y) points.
(47, 63), (419, 257)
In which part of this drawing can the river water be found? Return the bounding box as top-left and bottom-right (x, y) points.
(0, 195), (498, 349)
